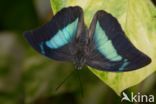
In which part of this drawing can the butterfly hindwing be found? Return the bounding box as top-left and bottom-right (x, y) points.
(24, 6), (85, 61)
(87, 10), (151, 71)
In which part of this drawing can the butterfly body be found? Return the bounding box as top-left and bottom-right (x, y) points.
(69, 28), (88, 70)
(24, 6), (151, 72)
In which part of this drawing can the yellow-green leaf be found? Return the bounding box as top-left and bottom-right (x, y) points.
(50, 0), (156, 95)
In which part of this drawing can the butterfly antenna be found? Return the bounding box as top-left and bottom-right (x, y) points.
(76, 69), (84, 97)
(56, 70), (75, 91)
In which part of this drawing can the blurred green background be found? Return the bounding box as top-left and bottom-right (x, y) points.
(0, 0), (156, 104)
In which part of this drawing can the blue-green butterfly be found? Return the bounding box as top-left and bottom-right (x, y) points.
(24, 6), (151, 72)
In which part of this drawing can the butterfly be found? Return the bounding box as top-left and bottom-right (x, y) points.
(24, 6), (151, 72)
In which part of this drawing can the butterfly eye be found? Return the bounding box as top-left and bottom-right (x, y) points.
(75, 65), (82, 70)
(74, 57), (85, 70)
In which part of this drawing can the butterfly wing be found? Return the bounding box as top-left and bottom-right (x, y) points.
(86, 10), (151, 72)
(24, 6), (85, 61)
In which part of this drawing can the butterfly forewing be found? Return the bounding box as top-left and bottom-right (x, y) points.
(87, 10), (151, 72)
(24, 6), (85, 61)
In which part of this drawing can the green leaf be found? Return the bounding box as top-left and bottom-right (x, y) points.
(50, 0), (156, 95)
